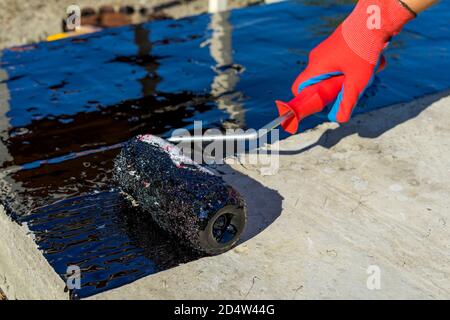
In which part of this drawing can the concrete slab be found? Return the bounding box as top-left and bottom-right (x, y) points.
(0, 207), (68, 300)
(2, 91), (449, 299)
(0, 0), (260, 50)
(90, 91), (450, 299)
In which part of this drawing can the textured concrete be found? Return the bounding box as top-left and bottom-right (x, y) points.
(0, 0), (260, 50)
(0, 207), (68, 300)
(90, 91), (450, 300)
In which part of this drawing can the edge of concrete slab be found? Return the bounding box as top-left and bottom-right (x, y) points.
(0, 205), (68, 300)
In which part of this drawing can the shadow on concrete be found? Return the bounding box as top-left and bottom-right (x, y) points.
(218, 164), (283, 243)
(278, 90), (450, 156)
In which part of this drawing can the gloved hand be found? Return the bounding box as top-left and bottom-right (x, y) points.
(290, 0), (415, 124)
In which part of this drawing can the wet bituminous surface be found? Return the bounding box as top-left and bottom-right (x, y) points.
(0, 1), (449, 298)
(22, 191), (202, 299)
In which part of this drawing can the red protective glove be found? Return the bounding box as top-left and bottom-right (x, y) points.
(284, 0), (415, 128)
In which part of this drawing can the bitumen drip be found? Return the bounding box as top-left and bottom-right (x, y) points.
(0, 0), (449, 298)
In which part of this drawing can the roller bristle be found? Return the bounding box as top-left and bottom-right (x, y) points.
(113, 135), (246, 254)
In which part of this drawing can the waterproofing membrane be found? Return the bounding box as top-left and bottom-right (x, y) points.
(0, 0), (449, 298)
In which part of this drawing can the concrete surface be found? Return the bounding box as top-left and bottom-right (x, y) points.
(0, 207), (68, 300)
(1, 91), (449, 299)
(0, 0), (260, 50)
(89, 91), (450, 299)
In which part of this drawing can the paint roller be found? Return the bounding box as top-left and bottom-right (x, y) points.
(113, 76), (344, 255)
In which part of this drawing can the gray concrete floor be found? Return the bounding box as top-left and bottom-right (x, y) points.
(89, 92), (450, 299)
(0, 0), (260, 50)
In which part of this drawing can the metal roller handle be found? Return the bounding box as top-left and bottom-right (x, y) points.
(167, 110), (294, 143)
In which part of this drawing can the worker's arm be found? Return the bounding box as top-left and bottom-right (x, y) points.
(403, 0), (438, 13)
(288, 0), (439, 125)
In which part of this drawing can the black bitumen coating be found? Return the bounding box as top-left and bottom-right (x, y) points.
(113, 135), (246, 253)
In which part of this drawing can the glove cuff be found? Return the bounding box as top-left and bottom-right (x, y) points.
(342, 0), (415, 65)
